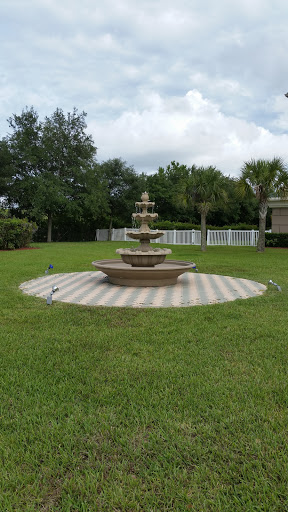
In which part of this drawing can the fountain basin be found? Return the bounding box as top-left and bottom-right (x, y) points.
(92, 259), (195, 286)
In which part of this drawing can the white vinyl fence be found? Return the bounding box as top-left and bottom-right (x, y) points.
(96, 228), (270, 246)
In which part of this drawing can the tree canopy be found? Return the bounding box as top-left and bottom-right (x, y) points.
(176, 165), (229, 251)
(1, 107), (102, 241)
(0, 106), (273, 243)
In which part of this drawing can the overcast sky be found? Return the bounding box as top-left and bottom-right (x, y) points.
(1, 0), (288, 177)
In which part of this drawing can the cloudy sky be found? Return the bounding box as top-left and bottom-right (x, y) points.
(1, 0), (288, 176)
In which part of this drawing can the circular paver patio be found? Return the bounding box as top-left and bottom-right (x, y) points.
(19, 271), (266, 308)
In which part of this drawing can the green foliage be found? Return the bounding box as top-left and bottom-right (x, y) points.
(0, 217), (37, 250)
(239, 157), (288, 200)
(179, 166), (229, 251)
(147, 162), (197, 223)
(0, 208), (10, 219)
(148, 163), (259, 229)
(265, 232), (288, 247)
(238, 157), (288, 252)
(98, 158), (147, 229)
(0, 139), (13, 196)
(217, 223), (259, 230)
(1, 106), (101, 242)
(153, 220), (258, 231)
(153, 220), (201, 230)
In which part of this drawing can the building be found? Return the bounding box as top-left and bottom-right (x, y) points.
(268, 198), (288, 233)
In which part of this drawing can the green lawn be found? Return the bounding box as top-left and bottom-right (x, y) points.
(1, 242), (288, 511)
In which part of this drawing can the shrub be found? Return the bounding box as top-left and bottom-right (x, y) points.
(153, 220), (202, 230)
(0, 209), (10, 219)
(220, 223), (258, 231)
(0, 218), (37, 250)
(153, 221), (258, 231)
(265, 233), (288, 248)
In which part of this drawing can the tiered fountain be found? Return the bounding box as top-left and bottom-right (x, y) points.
(92, 192), (194, 286)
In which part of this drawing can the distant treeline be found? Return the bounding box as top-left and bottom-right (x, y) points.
(0, 106), (263, 242)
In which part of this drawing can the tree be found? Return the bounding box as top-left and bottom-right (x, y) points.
(2, 107), (42, 211)
(146, 161), (193, 222)
(238, 157), (288, 252)
(179, 166), (228, 251)
(98, 158), (146, 236)
(2, 107), (99, 241)
(0, 139), (14, 202)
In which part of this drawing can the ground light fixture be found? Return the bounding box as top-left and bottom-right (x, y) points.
(46, 285), (59, 305)
(268, 279), (281, 291)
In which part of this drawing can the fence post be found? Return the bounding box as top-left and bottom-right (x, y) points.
(173, 230), (176, 245)
(124, 227), (127, 241)
(207, 229), (210, 245)
(250, 229), (254, 246)
(228, 229), (231, 246)
(192, 229), (195, 245)
(111, 228), (115, 242)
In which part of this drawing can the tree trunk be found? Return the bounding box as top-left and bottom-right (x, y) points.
(47, 212), (52, 243)
(257, 200), (267, 252)
(200, 211), (207, 252)
(108, 217), (113, 241)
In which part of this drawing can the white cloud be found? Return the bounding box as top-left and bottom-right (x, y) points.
(1, 0), (288, 175)
(89, 90), (288, 176)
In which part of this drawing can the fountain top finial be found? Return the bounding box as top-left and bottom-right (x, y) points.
(141, 191), (149, 202)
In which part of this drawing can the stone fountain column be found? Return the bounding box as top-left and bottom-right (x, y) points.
(116, 192), (171, 266)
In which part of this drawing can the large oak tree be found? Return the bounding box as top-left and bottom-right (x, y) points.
(2, 106), (101, 241)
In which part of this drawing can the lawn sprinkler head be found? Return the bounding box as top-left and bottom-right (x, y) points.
(268, 279), (281, 292)
(45, 264), (54, 275)
(46, 285), (59, 305)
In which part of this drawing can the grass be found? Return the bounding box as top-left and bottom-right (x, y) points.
(0, 241), (288, 511)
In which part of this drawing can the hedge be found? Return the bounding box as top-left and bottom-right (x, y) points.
(153, 220), (258, 231)
(0, 218), (37, 250)
(265, 233), (288, 248)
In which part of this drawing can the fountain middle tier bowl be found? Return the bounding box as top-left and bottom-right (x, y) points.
(116, 247), (172, 267)
(132, 213), (158, 220)
(92, 259), (195, 286)
(126, 230), (164, 241)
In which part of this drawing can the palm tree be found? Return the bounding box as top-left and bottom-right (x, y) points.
(238, 157), (288, 252)
(179, 166), (228, 251)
